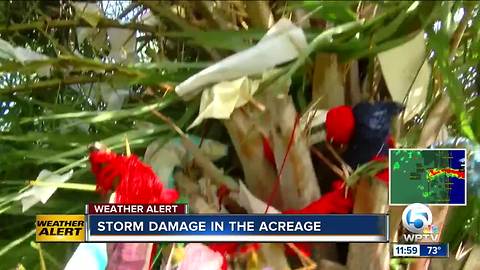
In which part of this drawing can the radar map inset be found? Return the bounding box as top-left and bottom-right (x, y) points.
(389, 149), (466, 205)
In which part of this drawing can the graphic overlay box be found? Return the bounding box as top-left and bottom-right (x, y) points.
(389, 149), (466, 205)
(36, 215), (85, 242)
(35, 206), (389, 243)
(392, 243), (448, 258)
(393, 203), (449, 258)
(85, 214), (389, 242)
(87, 203), (188, 214)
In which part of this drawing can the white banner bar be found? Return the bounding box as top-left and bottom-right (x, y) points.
(88, 235), (386, 242)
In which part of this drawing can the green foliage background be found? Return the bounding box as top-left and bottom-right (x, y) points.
(0, 1), (478, 269)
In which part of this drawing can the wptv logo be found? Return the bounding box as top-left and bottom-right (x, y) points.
(401, 203), (439, 242)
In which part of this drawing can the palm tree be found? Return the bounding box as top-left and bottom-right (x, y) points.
(0, 1), (479, 269)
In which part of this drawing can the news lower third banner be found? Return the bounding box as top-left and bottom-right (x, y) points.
(86, 214), (388, 242)
(35, 204), (388, 242)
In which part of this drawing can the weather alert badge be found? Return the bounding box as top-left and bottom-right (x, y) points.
(36, 215), (85, 242)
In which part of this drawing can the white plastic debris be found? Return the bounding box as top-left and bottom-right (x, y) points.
(175, 18), (308, 99)
(107, 28), (136, 63)
(72, 2), (103, 27)
(18, 170), (73, 212)
(0, 38), (51, 77)
(100, 83), (129, 110)
(188, 76), (260, 129)
(378, 31), (431, 122)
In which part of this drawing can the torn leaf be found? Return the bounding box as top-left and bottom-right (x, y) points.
(13, 47), (48, 63)
(91, 29), (108, 51)
(19, 170), (73, 212)
(301, 109), (328, 145)
(70, 83), (98, 103)
(0, 38), (51, 77)
(198, 177), (228, 213)
(76, 27), (95, 44)
(301, 109), (327, 130)
(175, 18), (307, 99)
(14, 47), (50, 77)
(378, 31), (431, 122)
(0, 38), (16, 59)
(72, 2), (104, 27)
(73, 4), (106, 49)
(107, 28), (136, 63)
(144, 136), (227, 188)
(258, 243), (290, 270)
(100, 83), (129, 110)
(188, 77), (260, 129)
(138, 10), (160, 27)
(312, 54), (346, 109)
(59, 119), (90, 135)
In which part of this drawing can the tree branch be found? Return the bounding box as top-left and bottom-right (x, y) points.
(0, 74), (107, 94)
(140, 1), (221, 60)
(0, 17), (158, 34)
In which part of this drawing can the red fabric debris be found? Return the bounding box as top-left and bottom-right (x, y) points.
(208, 243), (239, 255)
(387, 135), (396, 149)
(210, 179), (353, 262)
(149, 243), (158, 268)
(208, 242), (260, 256)
(282, 180), (353, 257)
(262, 135), (276, 168)
(208, 242), (236, 270)
(282, 180), (353, 215)
(371, 155), (386, 162)
(331, 179), (345, 190)
(216, 184), (231, 210)
(90, 150), (178, 270)
(325, 105), (355, 145)
(375, 168), (389, 184)
(371, 154), (388, 184)
(89, 150), (178, 204)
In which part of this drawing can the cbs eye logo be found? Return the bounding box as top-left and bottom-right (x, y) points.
(402, 203), (433, 233)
